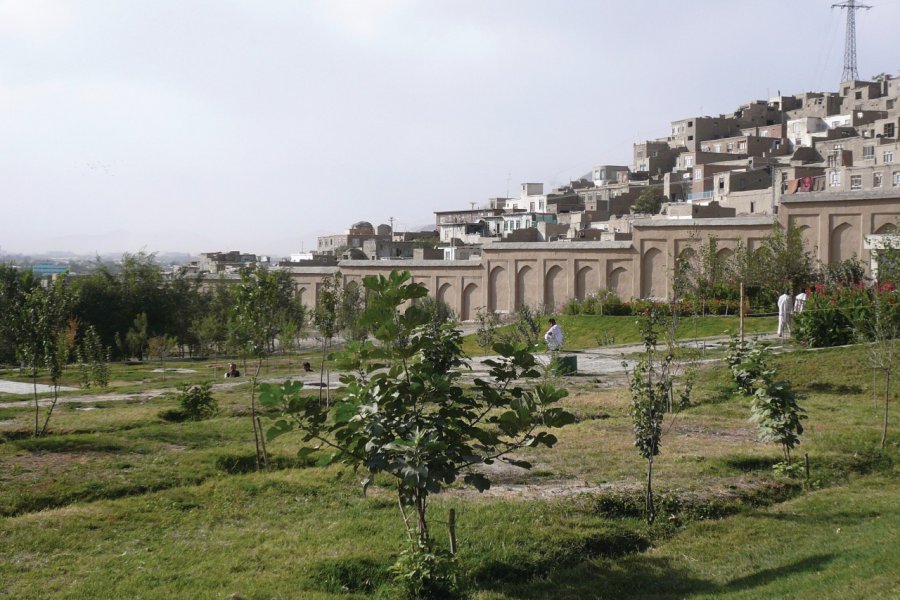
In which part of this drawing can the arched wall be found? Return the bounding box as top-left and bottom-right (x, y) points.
(544, 265), (565, 310)
(641, 248), (665, 299)
(489, 266), (508, 313)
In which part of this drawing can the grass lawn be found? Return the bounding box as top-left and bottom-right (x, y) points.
(0, 342), (896, 598)
(462, 314), (777, 355)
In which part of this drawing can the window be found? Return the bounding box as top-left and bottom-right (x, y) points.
(738, 141), (746, 151)
(694, 168), (702, 181)
(851, 175), (862, 190)
(727, 143), (734, 152)
(885, 123), (896, 137)
(830, 170), (841, 187)
(714, 144), (721, 152)
(886, 151), (895, 164)
(864, 146), (875, 159)
(761, 129), (768, 137)
(887, 99), (896, 110)
(894, 171), (900, 187)
(684, 156), (694, 168)
(874, 172), (883, 188)
(855, 91), (863, 100)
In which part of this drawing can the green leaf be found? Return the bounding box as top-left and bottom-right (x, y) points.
(463, 472), (491, 492)
(333, 402), (358, 424)
(266, 419), (293, 441)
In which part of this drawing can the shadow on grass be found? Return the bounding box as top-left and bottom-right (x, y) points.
(12, 435), (128, 453)
(803, 382), (864, 394)
(477, 552), (836, 599)
(723, 553), (836, 593)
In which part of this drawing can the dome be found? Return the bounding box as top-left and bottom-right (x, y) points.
(352, 221), (374, 233)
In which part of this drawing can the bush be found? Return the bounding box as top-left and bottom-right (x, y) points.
(176, 382), (217, 420)
(792, 282), (896, 347)
(389, 543), (460, 600)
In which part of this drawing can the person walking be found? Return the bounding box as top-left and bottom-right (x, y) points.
(777, 291), (794, 337)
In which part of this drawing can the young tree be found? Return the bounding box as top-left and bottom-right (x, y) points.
(626, 308), (693, 523)
(124, 312), (149, 361)
(854, 286), (899, 449)
(231, 265), (288, 471)
(261, 271), (573, 586)
(76, 325), (110, 389)
(147, 335), (177, 368)
(755, 223), (816, 294)
(13, 275), (76, 436)
(313, 273), (343, 404)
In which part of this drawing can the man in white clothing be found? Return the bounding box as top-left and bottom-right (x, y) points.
(793, 290), (807, 314)
(777, 291), (794, 337)
(544, 318), (563, 351)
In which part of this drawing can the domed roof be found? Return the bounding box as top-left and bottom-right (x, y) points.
(352, 221), (374, 232)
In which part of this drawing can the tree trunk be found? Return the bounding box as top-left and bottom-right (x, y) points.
(32, 371), (39, 437)
(415, 491), (429, 547)
(250, 359), (267, 471)
(882, 369), (891, 449)
(39, 385), (60, 436)
(646, 457), (655, 524)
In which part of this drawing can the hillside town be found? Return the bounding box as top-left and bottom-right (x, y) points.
(195, 74), (900, 319)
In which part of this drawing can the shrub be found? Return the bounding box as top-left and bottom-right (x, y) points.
(176, 382), (217, 420)
(389, 543), (460, 600)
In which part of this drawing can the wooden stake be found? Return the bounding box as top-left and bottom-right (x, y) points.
(739, 282), (745, 344)
(448, 508), (458, 556)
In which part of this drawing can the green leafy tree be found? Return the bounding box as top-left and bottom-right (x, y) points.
(13, 275), (76, 436)
(313, 273), (344, 404)
(626, 307), (692, 523)
(261, 271), (574, 589)
(147, 335), (177, 368)
(230, 265), (290, 471)
(76, 325), (110, 389)
(630, 187), (665, 215)
(124, 312), (149, 360)
(755, 223), (816, 294)
(854, 287), (899, 449)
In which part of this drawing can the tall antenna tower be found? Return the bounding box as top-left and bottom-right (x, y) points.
(832, 0), (872, 83)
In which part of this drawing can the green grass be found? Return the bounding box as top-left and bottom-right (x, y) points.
(0, 342), (896, 598)
(463, 314), (777, 355)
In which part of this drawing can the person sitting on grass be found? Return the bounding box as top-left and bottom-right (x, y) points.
(224, 362), (241, 378)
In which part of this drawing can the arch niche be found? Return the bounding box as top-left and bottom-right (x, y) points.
(641, 248), (665, 299)
(516, 265), (536, 308)
(488, 266), (508, 313)
(829, 222), (853, 263)
(544, 265), (565, 310)
(436, 282), (453, 309)
(608, 266), (631, 299)
(460, 282), (479, 321)
(575, 265), (598, 301)
(875, 223), (897, 235)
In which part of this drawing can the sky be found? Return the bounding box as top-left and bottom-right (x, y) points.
(2, 0), (899, 257)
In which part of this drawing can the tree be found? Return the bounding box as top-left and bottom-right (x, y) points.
(313, 273), (344, 404)
(230, 265), (290, 471)
(626, 308), (693, 523)
(147, 335), (177, 368)
(123, 312), (149, 361)
(76, 325), (110, 389)
(13, 275), (76, 436)
(755, 223), (816, 294)
(260, 271), (573, 589)
(630, 187), (664, 215)
(854, 286), (899, 449)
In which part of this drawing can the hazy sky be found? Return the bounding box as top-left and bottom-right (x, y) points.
(2, 0), (899, 257)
